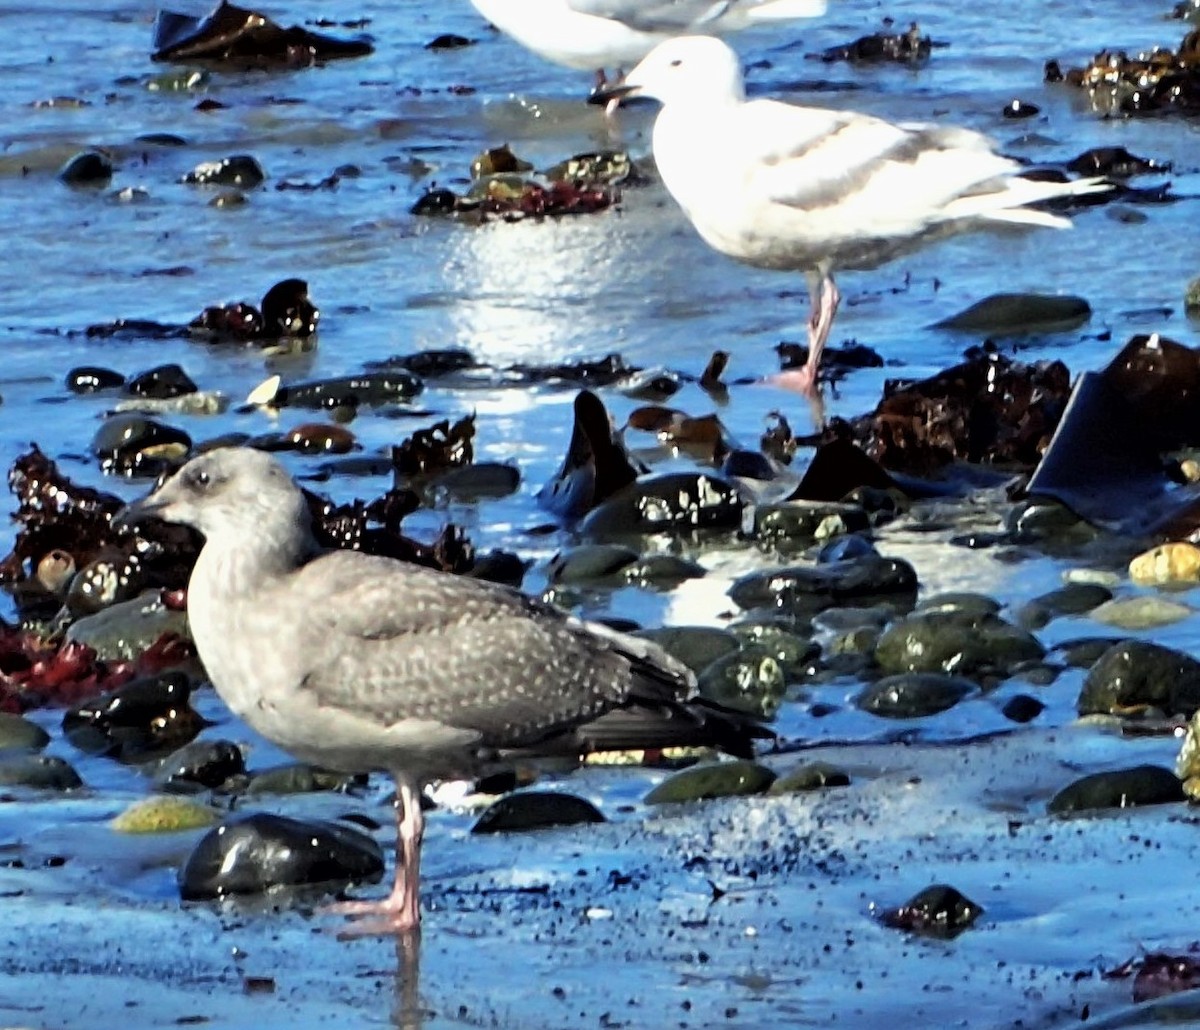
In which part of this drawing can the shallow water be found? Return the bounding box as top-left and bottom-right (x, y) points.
(2, 0), (1200, 1027)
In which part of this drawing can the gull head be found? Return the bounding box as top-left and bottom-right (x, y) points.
(616, 36), (746, 108)
(117, 447), (311, 543)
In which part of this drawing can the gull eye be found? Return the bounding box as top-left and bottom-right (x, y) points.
(670, 59), (682, 68)
(186, 467), (211, 490)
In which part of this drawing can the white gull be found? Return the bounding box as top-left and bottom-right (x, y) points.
(598, 36), (1111, 398)
(468, 0), (827, 86)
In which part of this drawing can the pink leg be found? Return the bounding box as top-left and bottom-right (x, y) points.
(774, 271), (840, 397)
(324, 776), (424, 938)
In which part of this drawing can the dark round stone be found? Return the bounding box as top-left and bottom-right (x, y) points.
(58, 149), (113, 185)
(1048, 765), (1185, 814)
(62, 672), (201, 761)
(66, 366), (125, 394)
(126, 363), (198, 400)
(880, 884), (983, 939)
(179, 812), (384, 900)
(471, 791), (605, 834)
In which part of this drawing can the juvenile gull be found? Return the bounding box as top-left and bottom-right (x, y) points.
(596, 36), (1111, 398)
(120, 447), (765, 936)
(468, 0), (827, 94)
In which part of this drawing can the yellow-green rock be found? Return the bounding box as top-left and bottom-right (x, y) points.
(644, 759), (775, 805)
(1089, 596), (1193, 629)
(1129, 542), (1200, 587)
(111, 796), (219, 834)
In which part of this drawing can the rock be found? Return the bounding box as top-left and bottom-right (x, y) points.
(179, 813), (384, 900)
(1015, 583), (1113, 630)
(915, 592), (1002, 617)
(64, 554), (147, 616)
(580, 472), (747, 537)
(1001, 694), (1046, 723)
(1063, 568), (1122, 588)
(65, 591), (190, 661)
(66, 366), (125, 393)
(879, 884), (983, 939)
(727, 623), (821, 680)
(874, 610), (1044, 679)
(768, 761), (850, 794)
(1089, 596), (1193, 630)
(126, 364), (197, 400)
(471, 791), (605, 834)
(62, 672), (202, 761)
(1051, 636), (1125, 668)
(0, 754), (82, 790)
(695, 648), (786, 718)
(428, 463), (521, 502)
(645, 760), (776, 805)
(182, 155), (266, 189)
(546, 545), (641, 585)
(0, 712), (51, 751)
(750, 501), (870, 546)
(637, 626), (741, 675)
(58, 149), (113, 185)
(932, 293), (1091, 334)
(240, 764), (361, 795)
(112, 796), (220, 833)
(91, 413), (191, 477)
(151, 740), (245, 792)
(1129, 542), (1200, 586)
(1079, 641), (1200, 717)
(856, 673), (977, 718)
(1048, 765), (1184, 814)
(729, 556), (918, 618)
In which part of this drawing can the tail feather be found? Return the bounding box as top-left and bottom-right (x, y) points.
(945, 174), (1111, 227)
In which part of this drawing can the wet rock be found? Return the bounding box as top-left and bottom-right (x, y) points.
(644, 760), (775, 805)
(0, 712), (51, 751)
(153, 0), (374, 66)
(1015, 582), (1113, 630)
(1007, 498), (1097, 544)
(471, 791), (605, 834)
(112, 795), (219, 833)
(751, 501), (871, 547)
(768, 761), (850, 794)
(880, 884), (983, 939)
(429, 463), (521, 502)
(1002, 99), (1040, 118)
(426, 33), (472, 50)
(874, 610), (1044, 679)
(62, 672), (202, 761)
(547, 544), (637, 585)
(0, 754), (82, 790)
(92, 414), (191, 477)
(240, 764), (360, 796)
(1001, 694), (1046, 723)
(729, 556), (918, 619)
(1051, 636), (1125, 668)
(178, 812), (384, 900)
(727, 623), (821, 680)
(932, 294), (1090, 334)
(1104, 950), (1200, 1004)
(265, 423), (358, 455)
(538, 391), (644, 519)
(125, 364), (197, 400)
(1078, 640), (1200, 717)
(1066, 146), (1167, 179)
(856, 673), (977, 719)
(262, 372), (423, 411)
(637, 627), (741, 676)
(65, 553), (147, 616)
(64, 592), (189, 661)
(470, 145), (533, 179)
(580, 472), (747, 538)
(1129, 542), (1200, 586)
(151, 739), (245, 792)
(915, 592), (1002, 617)
(182, 155), (266, 189)
(66, 366), (125, 394)
(1089, 596), (1193, 630)
(695, 648), (785, 718)
(1048, 765), (1184, 814)
(58, 150), (113, 186)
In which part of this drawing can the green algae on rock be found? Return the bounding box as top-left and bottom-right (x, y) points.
(645, 760), (775, 805)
